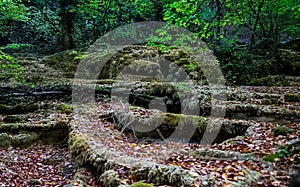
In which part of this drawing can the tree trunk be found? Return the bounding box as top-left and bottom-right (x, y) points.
(59, 0), (75, 50)
(216, 0), (221, 47)
(249, 0), (265, 51)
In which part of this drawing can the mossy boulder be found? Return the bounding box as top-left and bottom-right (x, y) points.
(0, 133), (11, 148)
(98, 170), (121, 187)
(41, 50), (82, 78)
(11, 132), (39, 148)
(115, 108), (251, 143)
(271, 126), (295, 137)
(68, 133), (90, 165)
(279, 49), (300, 76)
(102, 59), (162, 81)
(84, 45), (206, 82)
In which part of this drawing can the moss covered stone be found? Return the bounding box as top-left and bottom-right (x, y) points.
(284, 93), (300, 102)
(98, 170), (121, 187)
(2, 115), (27, 123)
(261, 99), (272, 105)
(11, 132), (39, 148)
(0, 103), (38, 115)
(115, 108), (251, 143)
(271, 126), (295, 137)
(0, 133), (11, 148)
(41, 50), (82, 78)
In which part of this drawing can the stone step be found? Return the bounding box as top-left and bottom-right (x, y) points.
(0, 121), (69, 148)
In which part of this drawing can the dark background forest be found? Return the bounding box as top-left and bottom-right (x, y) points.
(0, 0), (300, 84)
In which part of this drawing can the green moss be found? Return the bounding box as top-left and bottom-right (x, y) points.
(261, 99), (272, 105)
(11, 132), (39, 148)
(271, 126), (295, 137)
(99, 170), (121, 187)
(163, 113), (181, 128)
(284, 93), (300, 102)
(129, 181), (154, 187)
(0, 123), (20, 131)
(250, 77), (273, 86)
(69, 134), (89, 156)
(0, 133), (11, 148)
(281, 80), (290, 86)
(262, 153), (281, 162)
(0, 103), (38, 114)
(68, 50), (78, 56)
(2, 115), (26, 123)
(59, 104), (73, 114)
(129, 106), (140, 110)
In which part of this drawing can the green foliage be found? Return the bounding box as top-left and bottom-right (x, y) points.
(147, 42), (172, 53)
(271, 126), (295, 137)
(183, 61), (198, 71)
(164, 0), (300, 46)
(26, 6), (60, 36)
(263, 144), (300, 163)
(0, 0), (299, 86)
(0, 50), (25, 83)
(262, 152), (281, 162)
(216, 48), (256, 85)
(0, 0), (29, 24)
(129, 181), (154, 187)
(59, 104), (73, 114)
(0, 0), (31, 83)
(162, 0), (300, 84)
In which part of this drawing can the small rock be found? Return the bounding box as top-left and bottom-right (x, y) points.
(62, 164), (77, 176)
(289, 168), (300, 187)
(287, 138), (300, 145)
(37, 63), (45, 69)
(43, 155), (63, 165)
(27, 178), (43, 185)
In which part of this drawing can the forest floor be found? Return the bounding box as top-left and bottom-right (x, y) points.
(0, 53), (299, 186)
(70, 101), (300, 186)
(0, 99), (299, 186)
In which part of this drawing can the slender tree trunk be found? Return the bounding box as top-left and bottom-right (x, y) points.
(249, 0), (265, 51)
(272, 11), (279, 55)
(60, 0), (75, 50)
(216, 0), (221, 47)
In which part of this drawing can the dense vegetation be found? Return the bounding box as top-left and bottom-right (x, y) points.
(0, 0), (300, 84)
